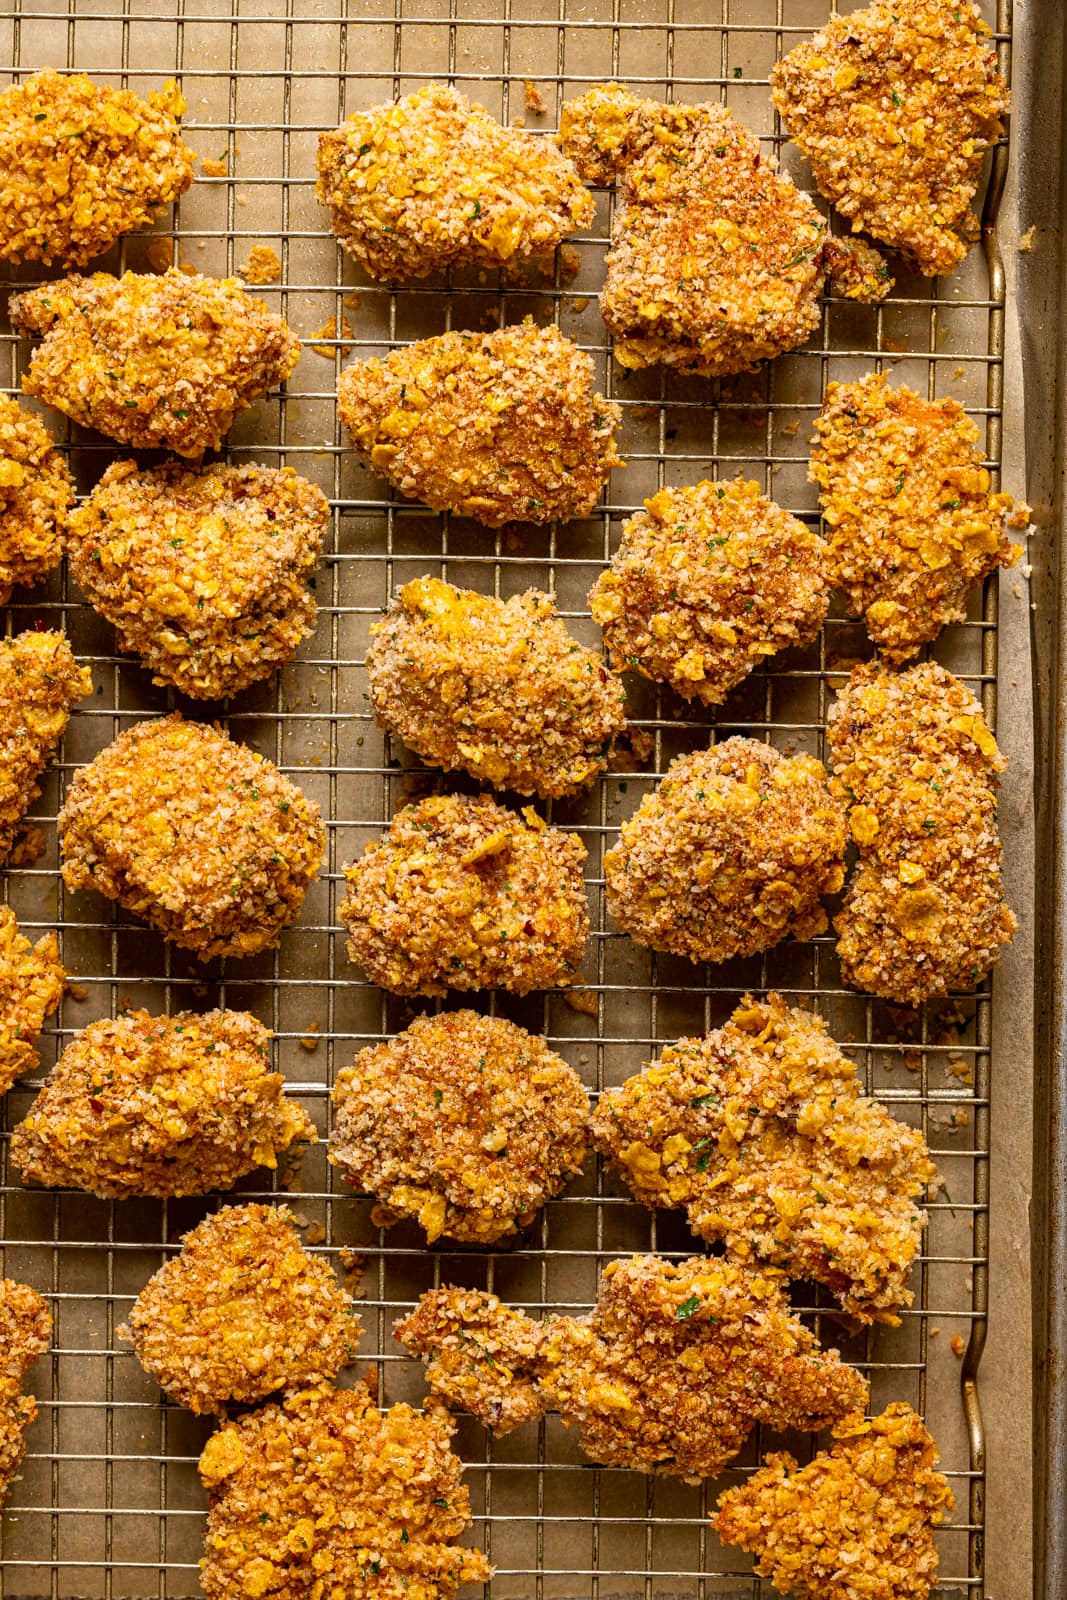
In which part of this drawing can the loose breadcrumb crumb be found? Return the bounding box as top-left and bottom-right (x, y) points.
(0, 395), (72, 605)
(308, 313), (355, 359)
(200, 156), (228, 178)
(0, 1279), (51, 1507)
(524, 80), (546, 116)
(240, 244), (282, 284)
(0, 906), (66, 1097)
(0, 631), (92, 867)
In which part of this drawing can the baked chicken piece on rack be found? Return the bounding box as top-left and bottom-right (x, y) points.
(0, 1279), (51, 1508)
(0, 629), (92, 867)
(0, 394), (73, 605)
(0, 906), (66, 1098)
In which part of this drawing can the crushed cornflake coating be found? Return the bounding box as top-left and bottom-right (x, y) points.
(0, 1279), (51, 1507)
(713, 1402), (954, 1600)
(240, 244), (282, 284)
(827, 660), (1016, 1003)
(771, 0), (1009, 277)
(10, 1007), (315, 1198)
(0, 395), (72, 605)
(366, 576), (627, 798)
(317, 82), (593, 281)
(811, 373), (1026, 659)
(604, 738), (846, 965)
(123, 1203), (359, 1413)
(197, 1380), (492, 1600)
(590, 479), (829, 706)
(10, 269), (300, 457)
(337, 318), (621, 527)
(330, 1009), (590, 1244)
(67, 459), (329, 700)
(0, 71), (194, 268)
(593, 993), (936, 1323)
(59, 715), (325, 961)
(0, 630), (92, 867)
(556, 83), (891, 378)
(397, 1254), (867, 1481)
(339, 792), (589, 997)
(0, 905), (66, 1097)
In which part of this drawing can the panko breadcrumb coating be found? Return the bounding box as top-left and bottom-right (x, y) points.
(317, 82), (593, 280)
(10, 1008), (315, 1198)
(330, 1010), (590, 1244)
(58, 715), (325, 960)
(828, 660), (1016, 1002)
(10, 270), (300, 457)
(0, 71), (194, 268)
(604, 739), (846, 965)
(771, 0), (1009, 277)
(123, 1204), (359, 1413)
(340, 793), (589, 996)
(67, 459), (330, 699)
(197, 1380), (492, 1600)
(397, 1254), (867, 1481)
(593, 993), (935, 1323)
(0, 906), (66, 1097)
(811, 373), (1027, 659)
(367, 576), (627, 798)
(590, 479), (829, 706)
(0, 395), (72, 604)
(557, 83), (891, 378)
(713, 1403), (953, 1600)
(0, 631), (92, 866)
(0, 1280), (51, 1507)
(337, 319), (621, 527)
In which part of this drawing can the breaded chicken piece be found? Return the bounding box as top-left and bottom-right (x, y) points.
(604, 738), (847, 965)
(337, 319), (621, 527)
(593, 994), (935, 1323)
(590, 479), (829, 706)
(67, 459), (330, 699)
(713, 1403), (953, 1600)
(340, 792), (589, 996)
(397, 1255), (868, 1481)
(10, 270), (300, 457)
(0, 1280), (51, 1507)
(828, 660), (1016, 1002)
(367, 576), (627, 798)
(0, 631), (92, 867)
(0, 906), (66, 1098)
(197, 1380), (491, 1600)
(330, 1010), (590, 1244)
(557, 84), (891, 378)
(58, 714), (325, 961)
(10, 1008), (315, 1198)
(0, 395), (72, 605)
(123, 1204), (359, 1413)
(0, 71), (194, 268)
(317, 82), (593, 280)
(811, 373), (1027, 659)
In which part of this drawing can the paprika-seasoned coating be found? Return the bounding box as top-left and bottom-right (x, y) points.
(590, 479), (829, 706)
(10, 270), (301, 457)
(317, 82), (593, 280)
(0, 1280), (51, 1508)
(9, 1008), (315, 1198)
(0, 394), (72, 605)
(593, 993), (936, 1323)
(58, 715), (325, 961)
(604, 738), (847, 965)
(67, 459), (330, 699)
(339, 793), (589, 997)
(0, 630), (92, 867)
(337, 319), (621, 527)
(0, 906), (66, 1098)
(557, 83), (891, 378)
(771, 0), (1009, 277)
(367, 576), (627, 798)
(330, 1010), (590, 1244)
(197, 1380), (492, 1600)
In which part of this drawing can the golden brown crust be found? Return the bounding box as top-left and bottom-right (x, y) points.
(0, 1279), (51, 1508)
(0, 395), (72, 605)
(0, 906), (66, 1098)
(0, 630), (93, 866)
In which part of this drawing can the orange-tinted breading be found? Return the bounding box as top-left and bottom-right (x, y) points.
(0, 906), (66, 1098)
(0, 394), (72, 605)
(0, 1279), (51, 1507)
(0, 630), (93, 867)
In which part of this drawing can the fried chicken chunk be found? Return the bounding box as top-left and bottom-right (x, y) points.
(771, 0), (1009, 277)
(604, 739), (846, 965)
(557, 83), (891, 378)
(593, 994), (935, 1323)
(337, 319), (621, 527)
(67, 459), (330, 699)
(10, 270), (300, 457)
(0, 1280), (51, 1507)
(340, 793), (589, 996)
(59, 715), (325, 960)
(197, 1380), (491, 1600)
(330, 1010), (590, 1244)
(397, 1255), (868, 1481)
(317, 82), (593, 280)
(0, 72), (194, 268)
(123, 1204), (358, 1413)
(0, 906), (66, 1098)
(367, 576), (627, 798)
(590, 479), (829, 706)
(10, 1008), (315, 1198)
(713, 1403), (953, 1600)
(811, 373), (1027, 659)
(0, 395), (72, 604)
(0, 630), (92, 867)
(827, 660), (1016, 1003)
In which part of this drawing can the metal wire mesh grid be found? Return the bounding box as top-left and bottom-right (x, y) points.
(0, 0), (1018, 1595)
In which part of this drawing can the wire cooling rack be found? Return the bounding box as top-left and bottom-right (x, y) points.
(0, 1), (1018, 1595)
